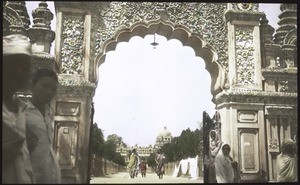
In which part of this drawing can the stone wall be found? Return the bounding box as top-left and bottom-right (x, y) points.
(90, 155), (121, 177)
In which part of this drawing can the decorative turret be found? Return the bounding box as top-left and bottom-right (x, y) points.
(274, 4), (297, 45)
(260, 14), (275, 44)
(27, 1), (55, 54)
(274, 4), (297, 68)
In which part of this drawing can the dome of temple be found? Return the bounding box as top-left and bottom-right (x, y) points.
(157, 126), (172, 138)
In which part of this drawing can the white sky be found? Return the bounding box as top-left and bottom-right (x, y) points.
(26, 2), (281, 147)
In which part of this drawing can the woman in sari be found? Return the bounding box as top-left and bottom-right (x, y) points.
(277, 139), (298, 182)
(214, 144), (235, 183)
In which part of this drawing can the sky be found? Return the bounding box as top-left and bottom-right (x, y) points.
(26, 2), (281, 147)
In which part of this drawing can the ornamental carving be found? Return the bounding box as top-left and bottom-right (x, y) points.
(91, 2), (228, 69)
(61, 15), (84, 75)
(237, 3), (253, 11)
(57, 76), (96, 96)
(268, 138), (279, 150)
(230, 3), (258, 12)
(235, 25), (255, 85)
(3, 3), (25, 36)
(215, 90), (297, 106)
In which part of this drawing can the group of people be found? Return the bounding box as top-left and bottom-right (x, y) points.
(126, 148), (165, 179)
(126, 149), (147, 178)
(211, 141), (297, 183)
(3, 34), (61, 183)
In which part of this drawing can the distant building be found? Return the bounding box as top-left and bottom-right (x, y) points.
(116, 143), (154, 165)
(116, 126), (173, 164)
(154, 126), (173, 150)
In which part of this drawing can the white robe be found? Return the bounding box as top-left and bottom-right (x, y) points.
(277, 154), (298, 182)
(215, 152), (234, 183)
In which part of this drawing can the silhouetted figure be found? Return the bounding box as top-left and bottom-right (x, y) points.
(2, 34), (35, 183)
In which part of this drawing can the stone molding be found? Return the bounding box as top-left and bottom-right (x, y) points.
(215, 89), (297, 106)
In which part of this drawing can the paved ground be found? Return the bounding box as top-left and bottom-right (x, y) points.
(90, 172), (203, 184)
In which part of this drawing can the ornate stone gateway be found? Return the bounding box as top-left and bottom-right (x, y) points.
(3, 2), (297, 183)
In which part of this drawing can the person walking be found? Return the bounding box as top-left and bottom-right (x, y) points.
(25, 68), (61, 183)
(155, 149), (165, 179)
(2, 34), (35, 183)
(127, 149), (138, 179)
(214, 144), (235, 183)
(276, 139), (298, 182)
(139, 158), (147, 177)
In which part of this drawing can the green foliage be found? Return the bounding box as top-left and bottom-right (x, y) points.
(161, 128), (203, 162)
(90, 123), (125, 166)
(90, 123), (105, 157)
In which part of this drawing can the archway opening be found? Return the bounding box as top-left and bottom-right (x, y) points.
(91, 33), (216, 179)
(94, 34), (216, 146)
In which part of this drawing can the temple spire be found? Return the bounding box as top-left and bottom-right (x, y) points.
(27, 1), (55, 54)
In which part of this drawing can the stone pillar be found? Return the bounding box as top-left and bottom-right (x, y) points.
(53, 2), (95, 183)
(225, 3), (264, 91)
(217, 3), (268, 182)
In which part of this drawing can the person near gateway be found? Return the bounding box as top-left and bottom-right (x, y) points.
(276, 139), (298, 182)
(2, 34), (35, 183)
(214, 143), (235, 183)
(25, 68), (61, 183)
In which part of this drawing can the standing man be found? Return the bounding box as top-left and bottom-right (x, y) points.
(2, 34), (35, 183)
(25, 68), (61, 183)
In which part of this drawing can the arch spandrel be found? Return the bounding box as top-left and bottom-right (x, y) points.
(92, 2), (228, 68)
(93, 18), (224, 95)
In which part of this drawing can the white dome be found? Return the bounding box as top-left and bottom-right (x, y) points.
(157, 127), (172, 138)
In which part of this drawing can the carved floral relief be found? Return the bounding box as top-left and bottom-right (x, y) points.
(61, 15), (84, 75)
(92, 2), (228, 69)
(235, 25), (255, 85)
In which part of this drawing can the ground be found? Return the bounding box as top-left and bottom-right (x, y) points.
(90, 172), (203, 184)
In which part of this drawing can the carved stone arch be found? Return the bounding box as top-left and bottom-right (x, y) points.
(93, 18), (225, 95)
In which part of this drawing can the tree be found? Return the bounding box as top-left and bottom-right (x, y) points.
(103, 134), (126, 166)
(90, 123), (105, 157)
(161, 128), (203, 162)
